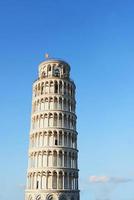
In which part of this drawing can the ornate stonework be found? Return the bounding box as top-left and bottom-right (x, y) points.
(25, 58), (80, 200)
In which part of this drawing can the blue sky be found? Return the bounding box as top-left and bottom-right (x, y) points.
(0, 0), (134, 199)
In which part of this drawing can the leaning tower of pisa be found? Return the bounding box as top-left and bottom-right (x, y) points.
(25, 57), (80, 200)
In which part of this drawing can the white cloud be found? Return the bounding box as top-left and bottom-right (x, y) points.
(90, 176), (110, 183)
(89, 175), (133, 184)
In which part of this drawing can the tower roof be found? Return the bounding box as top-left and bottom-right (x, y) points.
(39, 58), (70, 70)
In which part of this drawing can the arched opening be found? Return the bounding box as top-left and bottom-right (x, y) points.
(64, 114), (67, 127)
(68, 133), (71, 147)
(54, 97), (58, 109)
(38, 152), (42, 167)
(59, 97), (62, 110)
(63, 98), (66, 110)
(36, 180), (39, 189)
(59, 131), (62, 146)
(41, 83), (44, 94)
(69, 152), (71, 168)
(54, 113), (58, 127)
(48, 132), (53, 146)
(71, 85), (73, 97)
(40, 115), (44, 128)
(63, 66), (66, 74)
(64, 172), (68, 189)
(64, 132), (67, 146)
(52, 171), (57, 189)
(38, 83), (40, 95)
(64, 151), (67, 167)
(72, 136), (75, 148)
(54, 81), (58, 93)
(45, 98), (49, 110)
(45, 82), (49, 94)
(68, 115), (70, 129)
(58, 151), (62, 167)
(72, 153), (75, 168)
(53, 151), (57, 166)
(50, 81), (53, 93)
(36, 116), (39, 129)
(44, 114), (48, 128)
(72, 173), (75, 190)
(55, 139), (58, 145)
(50, 97), (53, 110)
(54, 131), (58, 146)
(69, 173), (72, 189)
(43, 152), (47, 167)
(42, 173), (46, 189)
(49, 113), (53, 127)
(68, 100), (71, 111)
(59, 113), (62, 127)
(41, 99), (44, 111)
(48, 65), (51, 76)
(67, 83), (70, 95)
(47, 172), (52, 189)
(58, 171), (63, 189)
(35, 153), (38, 167)
(48, 151), (52, 166)
(54, 68), (60, 77)
(41, 71), (46, 78)
(59, 81), (62, 94)
(64, 82), (66, 94)
(43, 132), (47, 146)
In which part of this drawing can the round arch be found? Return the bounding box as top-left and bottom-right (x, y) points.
(46, 194), (57, 200)
(36, 195), (42, 200)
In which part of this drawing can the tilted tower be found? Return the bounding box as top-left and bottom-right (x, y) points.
(25, 56), (80, 200)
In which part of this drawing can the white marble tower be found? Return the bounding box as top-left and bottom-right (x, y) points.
(25, 57), (80, 200)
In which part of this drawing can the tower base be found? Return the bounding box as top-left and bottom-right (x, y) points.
(25, 190), (80, 200)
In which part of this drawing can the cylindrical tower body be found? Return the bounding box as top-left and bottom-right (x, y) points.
(25, 58), (80, 200)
